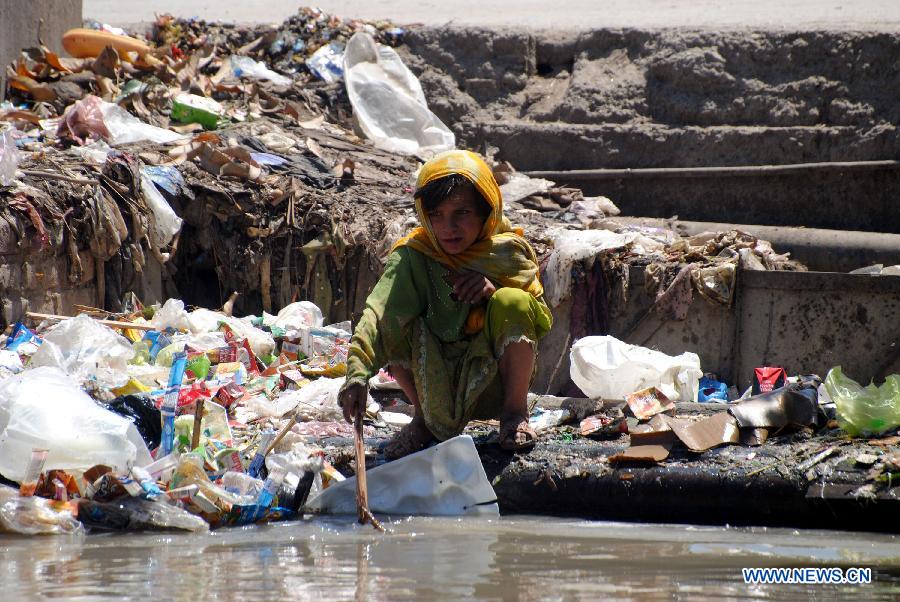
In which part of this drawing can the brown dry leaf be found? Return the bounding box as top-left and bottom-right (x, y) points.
(42, 47), (72, 73)
(9, 74), (57, 102)
(169, 123), (204, 134)
(305, 138), (325, 159)
(298, 115), (325, 130)
(868, 435), (900, 447)
(16, 60), (38, 80)
(0, 110), (42, 126)
(90, 45), (120, 79)
(96, 76), (118, 101)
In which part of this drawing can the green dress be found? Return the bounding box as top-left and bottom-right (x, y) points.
(344, 246), (553, 441)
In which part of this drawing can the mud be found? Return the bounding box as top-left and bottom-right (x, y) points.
(400, 28), (900, 232)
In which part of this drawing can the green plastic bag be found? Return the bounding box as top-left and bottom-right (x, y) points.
(824, 367), (900, 436)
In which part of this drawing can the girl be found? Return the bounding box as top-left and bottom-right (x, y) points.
(338, 150), (552, 459)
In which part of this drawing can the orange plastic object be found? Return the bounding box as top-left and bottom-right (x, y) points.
(62, 28), (150, 59)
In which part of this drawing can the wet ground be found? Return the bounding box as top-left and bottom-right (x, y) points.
(2, 515), (900, 601)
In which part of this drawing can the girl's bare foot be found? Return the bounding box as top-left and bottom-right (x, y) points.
(383, 415), (436, 460)
(498, 411), (537, 452)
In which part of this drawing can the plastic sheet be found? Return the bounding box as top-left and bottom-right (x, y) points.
(140, 171), (183, 250)
(343, 32), (454, 156)
(570, 335), (703, 402)
(0, 127), (20, 185)
(306, 435), (498, 516)
(0, 367), (151, 482)
(824, 367), (900, 436)
(29, 314), (135, 388)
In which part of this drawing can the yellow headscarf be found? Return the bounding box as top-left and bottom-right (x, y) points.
(392, 150), (544, 333)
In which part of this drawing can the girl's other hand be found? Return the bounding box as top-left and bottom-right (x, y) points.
(447, 270), (496, 304)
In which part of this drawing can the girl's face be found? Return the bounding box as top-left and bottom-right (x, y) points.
(425, 188), (487, 255)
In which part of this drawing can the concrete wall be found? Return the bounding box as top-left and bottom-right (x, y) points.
(0, 0), (82, 97)
(535, 268), (900, 395)
(403, 27), (900, 234)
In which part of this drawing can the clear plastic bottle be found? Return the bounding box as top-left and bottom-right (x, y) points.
(256, 467), (286, 508)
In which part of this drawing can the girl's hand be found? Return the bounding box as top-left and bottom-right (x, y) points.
(447, 270), (496, 304)
(339, 383), (367, 423)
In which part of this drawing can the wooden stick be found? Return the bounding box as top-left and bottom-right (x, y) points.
(265, 413), (298, 456)
(26, 312), (155, 331)
(191, 398), (205, 450)
(21, 169), (99, 185)
(355, 406), (384, 532)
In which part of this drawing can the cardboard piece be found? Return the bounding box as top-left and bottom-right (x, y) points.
(664, 412), (740, 452)
(739, 427), (769, 446)
(610, 444), (671, 463)
(629, 414), (675, 446)
(625, 387), (675, 420)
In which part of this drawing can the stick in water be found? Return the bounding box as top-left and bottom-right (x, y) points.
(354, 405), (384, 532)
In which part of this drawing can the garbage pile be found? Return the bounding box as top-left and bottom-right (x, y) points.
(0, 298), (380, 535)
(1, 9), (893, 534)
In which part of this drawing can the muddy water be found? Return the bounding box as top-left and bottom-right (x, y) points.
(2, 516), (899, 601)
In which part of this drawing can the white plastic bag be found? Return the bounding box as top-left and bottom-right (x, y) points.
(140, 171), (182, 250)
(265, 301), (324, 331)
(570, 335), (702, 402)
(99, 100), (183, 145)
(0, 127), (21, 185)
(151, 300), (276, 356)
(0, 367), (151, 482)
(543, 229), (637, 307)
(343, 32), (455, 156)
(29, 314), (134, 388)
(230, 55), (292, 86)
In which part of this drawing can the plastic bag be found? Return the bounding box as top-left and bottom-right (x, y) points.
(0, 127), (21, 185)
(570, 335), (703, 402)
(823, 367), (900, 436)
(29, 314), (135, 388)
(543, 229), (638, 307)
(343, 32), (455, 156)
(0, 367), (151, 482)
(230, 55), (292, 86)
(104, 394), (162, 449)
(140, 171), (183, 250)
(264, 301), (324, 331)
(307, 42), (345, 83)
(77, 497), (209, 533)
(99, 99), (183, 145)
(271, 377), (374, 422)
(0, 485), (83, 535)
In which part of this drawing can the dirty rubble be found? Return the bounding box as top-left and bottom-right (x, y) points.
(0, 5), (898, 556)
